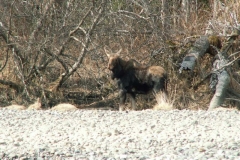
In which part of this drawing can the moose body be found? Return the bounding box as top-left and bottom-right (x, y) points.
(105, 48), (167, 111)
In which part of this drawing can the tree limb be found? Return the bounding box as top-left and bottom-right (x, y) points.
(0, 49), (9, 72)
(43, 48), (69, 72)
(0, 23), (24, 61)
(0, 79), (23, 93)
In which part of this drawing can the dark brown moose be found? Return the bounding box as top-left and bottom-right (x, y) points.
(105, 47), (168, 111)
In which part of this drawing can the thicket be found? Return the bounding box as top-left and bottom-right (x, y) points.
(0, 0), (239, 110)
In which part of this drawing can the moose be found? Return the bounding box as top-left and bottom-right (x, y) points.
(105, 47), (168, 111)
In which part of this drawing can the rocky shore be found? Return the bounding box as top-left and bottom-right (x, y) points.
(0, 108), (239, 160)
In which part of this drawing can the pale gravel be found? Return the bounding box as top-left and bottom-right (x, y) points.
(0, 108), (240, 160)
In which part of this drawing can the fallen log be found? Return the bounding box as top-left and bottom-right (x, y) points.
(208, 61), (230, 110)
(208, 27), (240, 110)
(179, 35), (222, 73)
(179, 36), (210, 73)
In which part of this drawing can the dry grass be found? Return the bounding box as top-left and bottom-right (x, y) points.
(153, 92), (174, 111)
(51, 103), (78, 111)
(5, 105), (26, 110)
(27, 98), (42, 110)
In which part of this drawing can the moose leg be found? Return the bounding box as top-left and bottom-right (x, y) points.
(153, 80), (168, 100)
(129, 92), (137, 110)
(153, 82), (161, 94)
(119, 89), (127, 111)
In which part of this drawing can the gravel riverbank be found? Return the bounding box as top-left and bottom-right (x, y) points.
(0, 108), (240, 160)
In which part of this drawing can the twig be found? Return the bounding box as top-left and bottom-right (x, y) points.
(117, 10), (150, 20)
(226, 98), (240, 102)
(0, 79), (23, 93)
(70, 36), (86, 48)
(228, 51), (240, 58)
(0, 49), (9, 72)
(43, 48), (69, 73)
(12, 48), (30, 99)
(212, 56), (240, 72)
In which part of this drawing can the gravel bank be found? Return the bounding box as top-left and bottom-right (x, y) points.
(0, 109), (240, 160)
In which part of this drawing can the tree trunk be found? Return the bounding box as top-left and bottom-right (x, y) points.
(161, 0), (169, 40)
(172, 1), (178, 30)
(213, 0), (219, 19)
(182, 0), (190, 23)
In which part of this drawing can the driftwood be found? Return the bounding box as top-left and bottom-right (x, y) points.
(180, 27), (240, 110)
(208, 61), (230, 110)
(179, 35), (222, 73)
(179, 36), (210, 73)
(208, 27), (240, 110)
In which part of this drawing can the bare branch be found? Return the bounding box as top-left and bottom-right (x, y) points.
(212, 56), (240, 73)
(0, 23), (24, 61)
(117, 10), (150, 20)
(0, 49), (9, 72)
(70, 36), (86, 48)
(0, 79), (23, 93)
(229, 51), (240, 58)
(43, 48), (69, 73)
(78, 27), (87, 35)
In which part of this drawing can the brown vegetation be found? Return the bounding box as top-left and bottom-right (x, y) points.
(5, 105), (26, 110)
(51, 103), (78, 111)
(0, 0), (239, 110)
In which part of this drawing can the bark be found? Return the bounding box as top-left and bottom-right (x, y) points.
(179, 36), (210, 73)
(208, 67), (230, 110)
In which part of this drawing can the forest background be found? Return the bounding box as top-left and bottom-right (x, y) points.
(0, 0), (239, 110)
